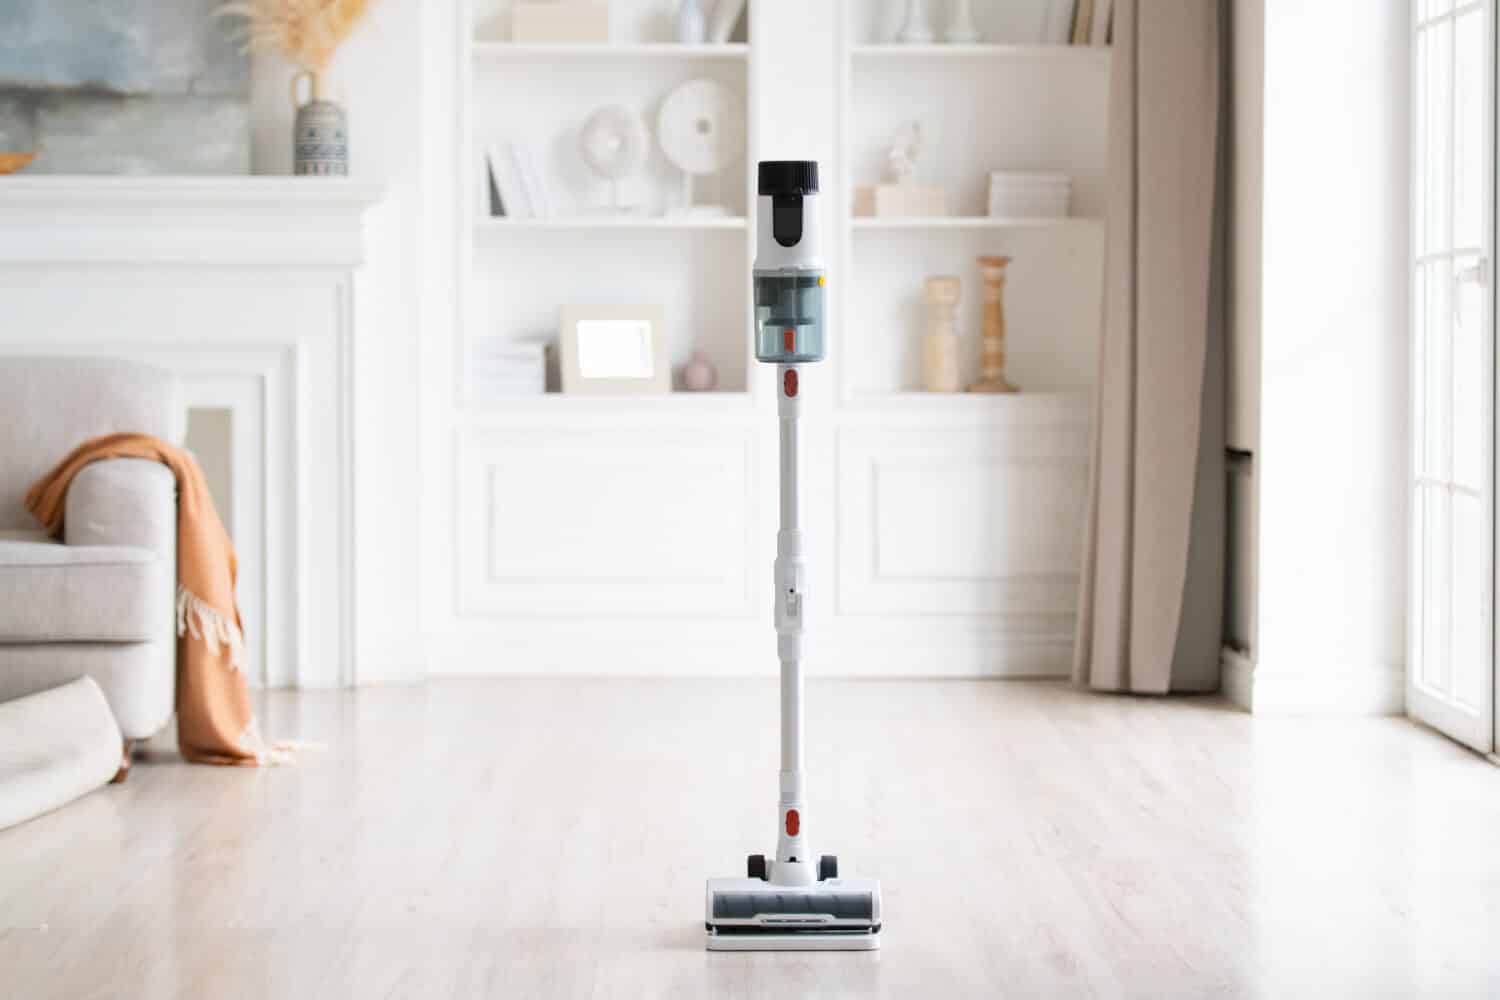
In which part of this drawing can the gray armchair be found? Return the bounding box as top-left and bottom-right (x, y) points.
(0, 358), (182, 741)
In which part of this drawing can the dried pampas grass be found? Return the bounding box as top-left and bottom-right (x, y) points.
(219, 0), (372, 72)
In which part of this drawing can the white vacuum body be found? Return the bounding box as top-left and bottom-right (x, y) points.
(704, 161), (882, 952)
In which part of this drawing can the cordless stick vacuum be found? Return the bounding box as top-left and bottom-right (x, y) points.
(704, 161), (882, 952)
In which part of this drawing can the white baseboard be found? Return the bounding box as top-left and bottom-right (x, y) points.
(1220, 645), (1405, 715)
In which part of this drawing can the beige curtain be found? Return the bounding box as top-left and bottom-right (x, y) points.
(1073, 0), (1227, 693)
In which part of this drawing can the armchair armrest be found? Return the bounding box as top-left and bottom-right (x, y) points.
(64, 459), (177, 561)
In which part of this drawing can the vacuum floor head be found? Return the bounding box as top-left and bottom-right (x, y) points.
(705, 877), (881, 952)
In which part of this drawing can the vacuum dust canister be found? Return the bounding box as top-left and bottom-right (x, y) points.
(754, 161), (826, 365)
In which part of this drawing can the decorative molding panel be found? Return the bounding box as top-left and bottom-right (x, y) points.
(456, 427), (757, 617)
(836, 405), (1090, 622)
(0, 178), (383, 688)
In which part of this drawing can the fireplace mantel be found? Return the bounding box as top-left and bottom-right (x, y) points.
(0, 176), (386, 689)
(0, 177), (384, 266)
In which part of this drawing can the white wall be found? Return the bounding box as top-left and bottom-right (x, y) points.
(251, 1), (430, 682)
(1228, 0), (1410, 713)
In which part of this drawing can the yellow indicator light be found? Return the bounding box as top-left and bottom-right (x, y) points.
(818, 275), (826, 287)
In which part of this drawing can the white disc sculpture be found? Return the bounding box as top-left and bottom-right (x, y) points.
(657, 78), (745, 216)
(579, 104), (648, 213)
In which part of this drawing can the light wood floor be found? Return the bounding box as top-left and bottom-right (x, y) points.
(3, 680), (1500, 998)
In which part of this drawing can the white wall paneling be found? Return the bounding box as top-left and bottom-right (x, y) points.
(455, 426), (757, 617)
(0, 178), (383, 689)
(831, 396), (1089, 676)
(836, 413), (1089, 618)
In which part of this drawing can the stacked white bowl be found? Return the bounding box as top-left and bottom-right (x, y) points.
(987, 171), (1072, 219)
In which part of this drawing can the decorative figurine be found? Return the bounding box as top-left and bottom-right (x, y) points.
(887, 122), (922, 184)
(897, 0), (935, 43)
(682, 350), (719, 391)
(853, 121), (948, 217)
(579, 104), (649, 213)
(968, 255), (1019, 393)
(946, 0), (980, 43)
(678, 0), (707, 44)
(922, 276), (962, 392)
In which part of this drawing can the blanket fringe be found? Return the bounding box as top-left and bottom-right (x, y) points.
(237, 718), (323, 766)
(176, 585), (245, 671)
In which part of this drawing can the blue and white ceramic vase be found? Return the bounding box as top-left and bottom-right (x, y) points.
(678, 0), (706, 44)
(292, 71), (348, 177)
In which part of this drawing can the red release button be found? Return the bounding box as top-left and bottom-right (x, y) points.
(783, 327), (796, 352)
(784, 369), (798, 397)
(786, 809), (800, 836)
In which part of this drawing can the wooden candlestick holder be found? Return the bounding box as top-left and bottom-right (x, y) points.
(968, 254), (1019, 394)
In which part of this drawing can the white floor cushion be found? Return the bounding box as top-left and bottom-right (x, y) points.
(0, 676), (122, 831)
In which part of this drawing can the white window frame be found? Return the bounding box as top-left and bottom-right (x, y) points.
(1409, 0), (1497, 755)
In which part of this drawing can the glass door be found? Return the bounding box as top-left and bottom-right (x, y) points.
(1410, 0), (1495, 753)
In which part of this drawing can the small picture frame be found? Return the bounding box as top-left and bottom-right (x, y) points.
(559, 304), (670, 395)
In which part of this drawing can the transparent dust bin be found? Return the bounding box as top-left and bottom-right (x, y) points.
(754, 269), (826, 363)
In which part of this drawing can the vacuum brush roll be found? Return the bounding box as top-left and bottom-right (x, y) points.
(705, 876), (882, 952)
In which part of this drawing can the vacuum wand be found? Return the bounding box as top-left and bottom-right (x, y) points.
(776, 362), (806, 870)
(704, 161), (882, 952)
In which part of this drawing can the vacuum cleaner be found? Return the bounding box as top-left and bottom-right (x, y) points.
(704, 161), (883, 952)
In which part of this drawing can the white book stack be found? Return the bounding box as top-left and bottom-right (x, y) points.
(472, 337), (547, 398)
(987, 171), (1072, 219)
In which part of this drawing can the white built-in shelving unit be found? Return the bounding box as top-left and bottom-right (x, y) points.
(459, 0), (756, 408)
(439, 0), (1113, 678)
(836, 0), (1109, 405)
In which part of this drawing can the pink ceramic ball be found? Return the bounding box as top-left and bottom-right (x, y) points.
(682, 350), (718, 392)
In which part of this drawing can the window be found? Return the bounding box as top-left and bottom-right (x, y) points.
(1410, 0), (1495, 752)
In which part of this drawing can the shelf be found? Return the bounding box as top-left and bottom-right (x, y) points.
(851, 43), (1109, 61)
(463, 392), (754, 418)
(475, 216), (747, 233)
(840, 390), (1092, 418)
(851, 216), (1102, 231)
(474, 41), (749, 60)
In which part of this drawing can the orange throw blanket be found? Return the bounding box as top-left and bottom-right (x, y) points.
(26, 432), (278, 766)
